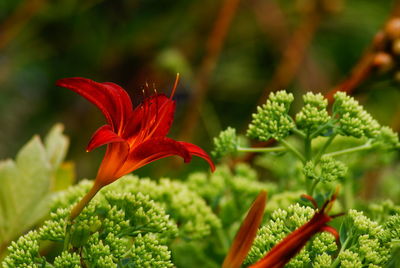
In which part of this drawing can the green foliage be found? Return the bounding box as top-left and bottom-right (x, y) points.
(169, 164), (277, 266)
(296, 92), (331, 135)
(0, 124), (71, 252)
(212, 127), (238, 159)
(303, 156), (347, 183)
(216, 91), (399, 196)
(124, 234), (173, 268)
(244, 203), (399, 268)
(247, 90), (295, 141)
(106, 175), (221, 239)
(373, 126), (400, 150)
(1, 1), (399, 266)
(2, 231), (43, 267)
(333, 91), (380, 139)
(2, 173), (221, 267)
(53, 251), (81, 268)
(187, 164), (276, 227)
(244, 203), (338, 267)
(335, 209), (400, 267)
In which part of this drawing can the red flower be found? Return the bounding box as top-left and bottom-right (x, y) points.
(249, 191), (341, 268)
(57, 76), (215, 220)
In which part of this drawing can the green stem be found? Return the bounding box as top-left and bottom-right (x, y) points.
(216, 228), (230, 254)
(344, 179), (354, 211)
(280, 139), (306, 163)
(63, 222), (72, 251)
(304, 134), (311, 161)
(292, 128), (306, 138)
(309, 179), (319, 196)
(324, 142), (373, 158)
(330, 234), (352, 268)
(310, 124), (329, 139)
(314, 134), (337, 164)
(237, 146), (286, 153)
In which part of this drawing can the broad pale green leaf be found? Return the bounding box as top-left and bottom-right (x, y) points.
(53, 161), (76, 191)
(0, 136), (51, 245)
(0, 124), (71, 252)
(44, 123), (69, 169)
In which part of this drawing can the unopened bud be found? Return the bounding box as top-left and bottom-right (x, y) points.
(372, 52), (393, 72)
(385, 18), (400, 39)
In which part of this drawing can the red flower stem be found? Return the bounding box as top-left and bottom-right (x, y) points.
(69, 182), (103, 221)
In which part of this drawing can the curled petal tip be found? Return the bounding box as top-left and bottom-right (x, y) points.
(178, 141), (215, 172)
(209, 161), (216, 172)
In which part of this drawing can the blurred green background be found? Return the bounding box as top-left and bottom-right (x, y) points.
(0, 0), (399, 180)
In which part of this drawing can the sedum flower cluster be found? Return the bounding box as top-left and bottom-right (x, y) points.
(303, 155), (347, 183)
(246, 90), (399, 145)
(244, 203), (338, 267)
(244, 203), (400, 268)
(335, 209), (400, 267)
(171, 164), (276, 266)
(333, 92), (380, 139)
(247, 91), (295, 141)
(214, 90), (399, 196)
(187, 163), (276, 226)
(296, 92), (331, 134)
(2, 175), (220, 267)
(212, 127), (238, 159)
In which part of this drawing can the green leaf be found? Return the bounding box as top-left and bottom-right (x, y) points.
(44, 123), (69, 169)
(53, 162), (76, 191)
(0, 136), (51, 246)
(0, 124), (71, 251)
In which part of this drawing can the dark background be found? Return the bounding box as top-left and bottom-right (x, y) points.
(1, 0), (399, 179)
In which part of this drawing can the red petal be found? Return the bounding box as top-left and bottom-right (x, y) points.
(300, 194), (318, 209)
(57, 77), (133, 132)
(116, 137), (191, 177)
(86, 125), (126, 152)
(96, 141), (129, 186)
(223, 191), (267, 268)
(179, 142), (215, 172)
(122, 94), (176, 140)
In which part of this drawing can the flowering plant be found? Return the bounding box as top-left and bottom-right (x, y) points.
(1, 88), (399, 267)
(57, 76), (214, 220)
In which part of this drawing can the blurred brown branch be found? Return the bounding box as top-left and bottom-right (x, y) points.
(178, 0), (241, 142)
(0, 0), (46, 50)
(249, 0), (289, 48)
(235, 1), (331, 164)
(326, 0), (400, 101)
(250, 0), (330, 94)
(325, 33), (384, 102)
(238, 0), (400, 167)
(257, 8), (323, 105)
